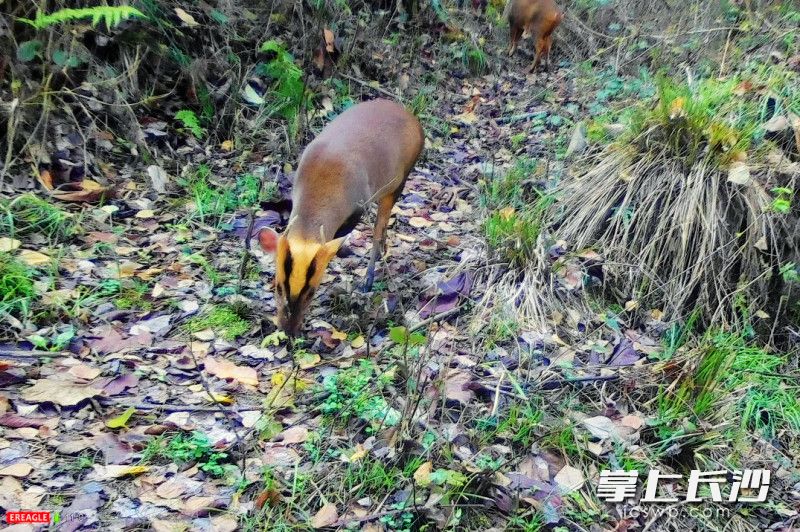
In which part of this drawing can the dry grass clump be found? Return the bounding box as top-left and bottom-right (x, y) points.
(550, 74), (799, 329)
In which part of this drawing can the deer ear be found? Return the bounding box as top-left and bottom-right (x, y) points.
(318, 235), (347, 263)
(257, 227), (280, 255)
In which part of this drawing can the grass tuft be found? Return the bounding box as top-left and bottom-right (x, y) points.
(0, 252), (37, 320)
(0, 194), (76, 242)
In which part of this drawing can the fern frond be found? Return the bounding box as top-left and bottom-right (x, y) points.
(18, 6), (145, 30)
(175, 110), (205, 139)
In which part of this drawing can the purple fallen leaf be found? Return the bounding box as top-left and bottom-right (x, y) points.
(102, 373), (139, 395)
(94, 433), (134, 464)
(232, 212), (282, 239)
(438, 271), (473, 297)
(419, 292), (458, 318)
(0, 413), (50, 428)
(507, 472), (539, 490)
(88, 326), (152, 355)
(608, 338), (640, 366)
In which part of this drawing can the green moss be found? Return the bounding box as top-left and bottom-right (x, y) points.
(184, 304), (251, 340)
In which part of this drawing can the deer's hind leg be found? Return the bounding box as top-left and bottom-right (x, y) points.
(364, 176), (408, 291)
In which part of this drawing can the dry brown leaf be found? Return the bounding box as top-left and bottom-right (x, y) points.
(156, 478), (188, 499)
(0, 462), (33, 477)
(174, 7), (199, 26)
(204, 356), (259, 386)
(21, 379), (101, 406)
(93, 464), (149, 479)
(51, 179), (112, 202)
(554, 465), (585, 493)
(37, 169), (54, 190)
(311, 503), (338, 528)
(68, 364), (101, 381)
(413, 461), (433, 487)
(18, 250), (51, 267)
(275, 426), (309, 444)
(443, 370), (474, 405)
(0, 238), (21, 252)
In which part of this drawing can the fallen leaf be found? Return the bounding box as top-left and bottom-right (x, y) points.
(620, 415), (644, 430)
(51, 179), (112, 202)
(295, 351), (321, 370)
(409, 216), (433, 228)
(68, 364), (101, 380)
(350, 335), (365, 349)
(274, 426), (309, 444)
(174, 7), (199, 26)
(443, 370), (474, 405)
(147, 165), (169, 193)
(0, 462), (32, 477)
(263, 446), (301, 467)
(156, 478), (188, 499)
(93, 464), (149, 479)
(220, 140), (234, 151)
(414, 461), (433, 487)
(18, 250), (50, 267)
(311, 503), (338, 528)
(728, 161), (751, 186)
(554, 465), (585, 493)
(581, 416), (617, 440)
(182, 495), (215, 516)
(0, 238), (21, 252)
(204, 356), (258, 386)
(106, 407), (136, 429)
(210, 515), (238, 532)
(22, 379), (101, 406)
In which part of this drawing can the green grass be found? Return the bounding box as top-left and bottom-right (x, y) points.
(184, 304), (251, 340)
(319, 359), (401, 432)
(0, 193), (76, 242)
(480, 159), (555, 268)
(113, 281), (153, 310)
(178, 165), (267, 226)
(652, 330), (800, 464)
(0, 252), (37, 320)
(141, 431), (229, 477)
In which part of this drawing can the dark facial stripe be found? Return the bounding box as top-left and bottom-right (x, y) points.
(282, 248), (293, 299)
(334, 208), (364, 239)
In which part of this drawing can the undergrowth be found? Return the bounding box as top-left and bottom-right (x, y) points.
(0, 194), (76, 242)
(0, 253), (37, 321)
(184, 304), (251, 340)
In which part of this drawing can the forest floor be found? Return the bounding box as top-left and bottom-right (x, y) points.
(1, 5), (799, 532)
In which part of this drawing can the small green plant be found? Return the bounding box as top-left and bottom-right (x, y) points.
(178, 165), (262, 225)
(164, 431), (229, 477)
(114, 281), (153, 310)
(480, 158), (555, 267)
(27, 326), (76, 352)
(345, 457), (403, 497)
(510, 132), (527, 150)
(0, 253), (37, 321)
(175, 109), (205, 139)
(258, 40), (305, 133)
(184, 304), (250, 340)
(455, 41), (488, 75)
(19, 6), (145, 29)
(319, 359), (401, 430)
(0, 194), (75, 242)
(771, 187), (793, 214)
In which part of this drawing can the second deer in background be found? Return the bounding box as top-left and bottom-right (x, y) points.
(505, 0), (564, 73)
